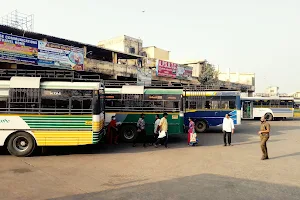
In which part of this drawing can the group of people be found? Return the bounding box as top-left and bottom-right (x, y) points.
(222, 113), (271, 160)
(107, 113), (170, 148)
(133, 112), (169, 148)
(107, 113), (271, 160)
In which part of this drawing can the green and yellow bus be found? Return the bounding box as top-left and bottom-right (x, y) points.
(0, 76), (105, 157)
(104, 85), (184, 142)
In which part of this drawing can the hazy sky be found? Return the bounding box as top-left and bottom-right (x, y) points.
(2, 0), (300, 93)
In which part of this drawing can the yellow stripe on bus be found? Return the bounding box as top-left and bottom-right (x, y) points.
(33, 131), (93, 146)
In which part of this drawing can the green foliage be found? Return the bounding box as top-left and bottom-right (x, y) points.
(198, 63), (219, 85)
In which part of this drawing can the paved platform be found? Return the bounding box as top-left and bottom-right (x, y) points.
(0, 120), (299, 200)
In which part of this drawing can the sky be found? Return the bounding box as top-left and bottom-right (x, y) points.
(1, 0), (300, 93)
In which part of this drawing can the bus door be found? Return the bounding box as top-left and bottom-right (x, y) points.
(242, 100), (253, 119)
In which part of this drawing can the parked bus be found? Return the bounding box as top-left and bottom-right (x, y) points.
(183, 89), (241, 133)
(0, 76), (105, 156)
(104, 85), (184, 142)
(294, 99), (300, 117)
(241, 96), (294, 120)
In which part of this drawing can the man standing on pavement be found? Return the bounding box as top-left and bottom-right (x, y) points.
(133, 113), (147, 147)
(154, 112), (169, 148)
(222, 114), (235, 146)
(258, 116), (270, 160)
(151, 114), (160, 146)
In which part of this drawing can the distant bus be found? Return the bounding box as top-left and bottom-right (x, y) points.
(241, 96), (294, 120)
(0, 77), (105, 157)
(294, 99), (300, 118)
(183, 90), (241, 133)
(104, 85), (184, 142)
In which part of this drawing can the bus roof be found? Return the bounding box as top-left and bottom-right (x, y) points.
(241, 96), (294, 101)
(183, 91), (240, 97)
(41, 81), (102, 90)
(0, 79), (102, 90)
(104, 87), (183, 95)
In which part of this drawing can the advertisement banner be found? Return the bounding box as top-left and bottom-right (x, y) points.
(0, 32), (85, 71)
(37, 41), (84, 71)
(156, 59), (193, 80)
(176, 65), (193, 80)
(0, 32), (38, 65)
(156, 59), (177, 78)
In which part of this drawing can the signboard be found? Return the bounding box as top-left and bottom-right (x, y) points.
(37, 41), (84, 71)
(0, 32), (84, 71)
(137, 67), (152, 86)
(156, 59), (192, 80)
(176, 65), (193, 80)
(0, 32), (38, 65)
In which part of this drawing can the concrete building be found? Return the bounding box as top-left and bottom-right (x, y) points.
(179, 60), (206, 78)
(98, 35), (143, 55)
(142, 46), (170, 60)
(218, 71), (255, 87)
(265, 86), (279, 96)
(291, 92), (300, 98)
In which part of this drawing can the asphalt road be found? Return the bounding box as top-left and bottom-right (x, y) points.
(0, 119), (300, 200)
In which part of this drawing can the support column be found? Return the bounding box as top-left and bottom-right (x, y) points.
(112, 52), (118, 64)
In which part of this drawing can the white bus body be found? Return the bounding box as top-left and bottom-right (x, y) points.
(241, 96), (294, 120)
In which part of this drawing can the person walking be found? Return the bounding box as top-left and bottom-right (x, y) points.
(188, 118), (198, 146)
(107, 116), (119, 144)
(222, 114), (235, 146)
(258, 116), (270, 160)
(133, 114), (147, 147)
(154, 112), (169, 148)
(151, 114), (160, 146)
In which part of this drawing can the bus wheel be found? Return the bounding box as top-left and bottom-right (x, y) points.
(120, 125), (137, 142)
(7, 132), (36, 157)
(264, 113), (273, 121)
(195, 120), (207, 133)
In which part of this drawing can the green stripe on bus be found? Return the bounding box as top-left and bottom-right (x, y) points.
(144, 89), (183, 95)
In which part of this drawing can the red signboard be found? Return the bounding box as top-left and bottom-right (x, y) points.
(156, 59), (193, 80)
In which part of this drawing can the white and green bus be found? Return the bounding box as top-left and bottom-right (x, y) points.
(0, 76), (105, 157)
(104, 85), (184, 142)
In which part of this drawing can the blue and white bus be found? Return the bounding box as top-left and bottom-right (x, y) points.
(183, 90), (241, 133)
(241, 96), (294, 121)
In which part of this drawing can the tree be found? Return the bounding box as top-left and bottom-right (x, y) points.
(198, 63), (219, 85)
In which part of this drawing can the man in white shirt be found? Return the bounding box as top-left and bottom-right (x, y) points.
(151, 114), (160, 145)
(222, 114), (235, 146)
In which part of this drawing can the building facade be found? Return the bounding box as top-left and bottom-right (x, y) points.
(142, 46), (170, 60)
(98, 35), (143, 55)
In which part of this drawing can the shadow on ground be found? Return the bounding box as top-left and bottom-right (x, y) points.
(49, 173), (300, 200)
(0, 121), (298, 156)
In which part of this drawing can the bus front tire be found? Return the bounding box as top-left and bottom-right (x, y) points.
(120, 125), (137, 143)
(195, 120), (208, 133)
(7, 132), (36, 157)
(264, 113), (273, 121)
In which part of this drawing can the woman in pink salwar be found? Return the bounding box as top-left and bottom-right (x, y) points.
(188, 118), (198, 146)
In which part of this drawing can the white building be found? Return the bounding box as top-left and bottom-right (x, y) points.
(98, 35), (143, 55)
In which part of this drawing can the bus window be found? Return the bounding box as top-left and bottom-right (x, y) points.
(211, 101), (220, 109)
(262, 100), (270, 107)
(229, 100), (236, 109)
(279, 100), (288, 108)
(270, 100), (279, 108)
(188, 101), (197, 109)
(253, 100), (261, 108)
(0, 98), (7, 112)
(205, 101), (211, 109)
(287, 101), (294, 108)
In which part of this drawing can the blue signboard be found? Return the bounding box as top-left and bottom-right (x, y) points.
(0, 32), (38, 65)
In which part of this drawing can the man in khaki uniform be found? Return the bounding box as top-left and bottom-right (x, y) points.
(258, 116), (270, 160)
